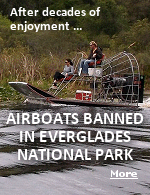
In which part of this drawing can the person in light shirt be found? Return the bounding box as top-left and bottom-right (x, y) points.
(52, 59), (74, 88)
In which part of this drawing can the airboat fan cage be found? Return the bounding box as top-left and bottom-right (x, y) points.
(98, 51), (140, 105)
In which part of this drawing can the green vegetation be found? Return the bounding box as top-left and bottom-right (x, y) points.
(0, 0), (150, 102)
(0, 84), (24, 104)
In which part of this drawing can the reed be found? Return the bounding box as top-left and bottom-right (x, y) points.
(0, 45), (71, 88)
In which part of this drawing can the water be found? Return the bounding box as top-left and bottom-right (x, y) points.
(0, 102), (150, 195)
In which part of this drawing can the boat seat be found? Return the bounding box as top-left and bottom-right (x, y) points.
(58, 75), (73, 82)
(88, 54), (105, 67)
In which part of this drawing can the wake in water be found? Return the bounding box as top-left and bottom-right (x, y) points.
(139, 97), (150, 108)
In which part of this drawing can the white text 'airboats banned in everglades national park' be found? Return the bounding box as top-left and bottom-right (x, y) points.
(9, 51), (144, 108)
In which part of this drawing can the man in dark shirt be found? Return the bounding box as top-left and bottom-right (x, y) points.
(79, 41), (103, 75)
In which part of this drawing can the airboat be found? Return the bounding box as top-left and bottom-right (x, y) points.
(9, 51), (144, 107)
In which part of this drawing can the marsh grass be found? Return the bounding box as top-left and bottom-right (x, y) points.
(0, 45), (71, 86)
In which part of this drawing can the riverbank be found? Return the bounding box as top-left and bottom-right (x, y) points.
(0, 85), (24, 104)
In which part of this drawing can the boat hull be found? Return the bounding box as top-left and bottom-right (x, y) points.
(9, 82), (137, 108)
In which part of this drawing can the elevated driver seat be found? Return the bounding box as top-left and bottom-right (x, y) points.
(88, 54), (105, 67)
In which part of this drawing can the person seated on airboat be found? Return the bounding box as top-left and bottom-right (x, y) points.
(51, 58), (74, 89)
(78, 41), (103, 76)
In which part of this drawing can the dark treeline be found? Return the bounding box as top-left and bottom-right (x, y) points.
(0, 0), (150, 88)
